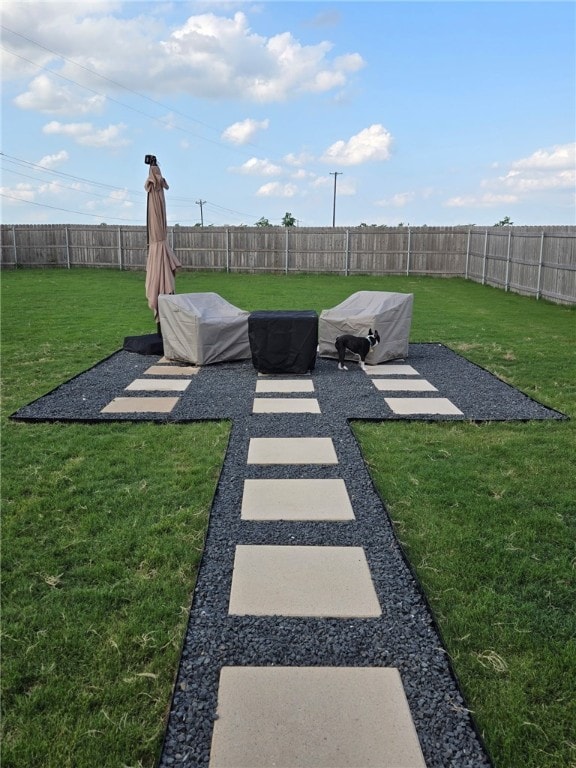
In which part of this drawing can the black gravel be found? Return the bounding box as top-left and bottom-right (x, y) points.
(10, 344), (566, 767)
(10, 342), (567, 424)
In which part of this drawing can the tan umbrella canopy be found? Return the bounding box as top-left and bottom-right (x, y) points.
(144, 162), (181, 326)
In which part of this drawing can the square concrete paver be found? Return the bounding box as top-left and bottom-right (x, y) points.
(228, 545), (381, 617)
(253, 398), (321, 414)
(125, 378), (191, 392)
(385, 397), (463, 415)
(373, 378), (437, 392)
(100, 397), (179, 414)
(241, 479), (354, 521)
(256, 379), (315, 393)
(143, 365), (199, 376)
(365, 364), (420, 376)
(209, 666), (426, 768)
(247, 437), (338, 464)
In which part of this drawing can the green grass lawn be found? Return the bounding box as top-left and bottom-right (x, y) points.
(2, 269), (575, 768)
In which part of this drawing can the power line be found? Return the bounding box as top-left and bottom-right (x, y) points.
(0, 25), (225, 139)
(0, 191), (142, 222)
(1, 39), (260, 159)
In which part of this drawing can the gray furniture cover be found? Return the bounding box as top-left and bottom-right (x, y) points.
(319, 291), (413, 364)
(157, 293), (251, 365)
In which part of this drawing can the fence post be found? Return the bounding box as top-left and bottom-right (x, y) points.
(117, 227), (123, 270)
(65, 226), (71, 269)
(505, 228), (512, 291)
(465, 229), (471, 279)
(12, 225), (17, 267)
(285, 227), (289, 275)
(345, 229), (350, 276)
(536, 230), (545, 300)
(482, 229), (488, 285)
(226, 229), (230, 273)
(406, 227), (411, 276)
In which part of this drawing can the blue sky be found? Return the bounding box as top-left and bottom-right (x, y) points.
(1, 1), (574, 227)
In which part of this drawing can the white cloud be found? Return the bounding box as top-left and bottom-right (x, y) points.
(321, 124), (393, 166)
(234, 157), (283, 176)
(0, 183), (36, 202)
(13, 74), (106, 116)
(222, 118), (270, 145)
(284, 151), (315, 167)
(446, 143), (575, 210)
(498, 169), (574, 193)
(511, 143), (575, 171)
(42, 120), (130, 148)
(38, 150), (69, 169)
(257, 181), (298, 197)
(483, 143), (575, 195)
(445, 193), (518, 208)
(376, 192), (415, 208)
(5, 6), (364, 107)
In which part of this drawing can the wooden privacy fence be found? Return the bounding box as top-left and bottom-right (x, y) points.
(1, 224), (575, 304)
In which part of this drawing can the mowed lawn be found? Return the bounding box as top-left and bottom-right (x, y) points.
(1, 269), (575, 768)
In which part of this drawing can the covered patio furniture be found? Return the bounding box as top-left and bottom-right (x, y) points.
(157, 292), (251, 365)
(248, 310), (318, 374)
(318, 291), (413, 365)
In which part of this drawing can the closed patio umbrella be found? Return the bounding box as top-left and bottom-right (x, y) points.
(144, 162), (181, 330)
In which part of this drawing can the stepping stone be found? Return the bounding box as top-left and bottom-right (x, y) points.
(372, 379), (437, 392)
(241, 479), (354, 521)
(209, 666), (427, 768)
(365, 364), (420, 376)
(143, 365), (199, 376)
(256, 380), (315, 393)
(385, 397), (463, 415)
(252, 398), (321, 414)
(125, 378), (191, 392)
(228, 545), (381, 617)
(247, 438), (338, 465)
(100, 397), (179, 414)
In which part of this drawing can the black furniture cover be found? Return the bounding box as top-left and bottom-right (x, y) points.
(123, 333), (164, 356)
(248, 310), (318, 374)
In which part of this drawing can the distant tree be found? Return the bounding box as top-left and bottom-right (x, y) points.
(282, 212), (296, 227)
(255, 217), (271, 227)
(494, 216), (513, 226)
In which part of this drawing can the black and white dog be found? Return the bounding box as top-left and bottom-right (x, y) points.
(335, 329), (380, 370)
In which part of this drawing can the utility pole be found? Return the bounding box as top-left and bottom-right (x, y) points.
(196, 199), (206, 226)
(330, 172), (341, 227)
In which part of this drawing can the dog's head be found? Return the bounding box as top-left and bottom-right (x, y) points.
(368, 329), (380, 347)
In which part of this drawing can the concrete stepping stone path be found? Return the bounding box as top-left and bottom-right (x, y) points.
(209, 666), (427, 768)
(228, 545), (382, 618)
(208, 371), (424, 765)
(385, 397), (464, 416)
(252, 397), (321, 413)
(16, 348), (511, 766)
(152, 357), (496, 768)
(247, 437), (338, 464)
(100, 396), (180, 414)
(241, 478), (354, 521)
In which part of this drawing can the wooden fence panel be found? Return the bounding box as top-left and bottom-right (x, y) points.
(540, 232), (576, 303)
(349, 229), (406, 275)
(1, 224), (574, 304)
